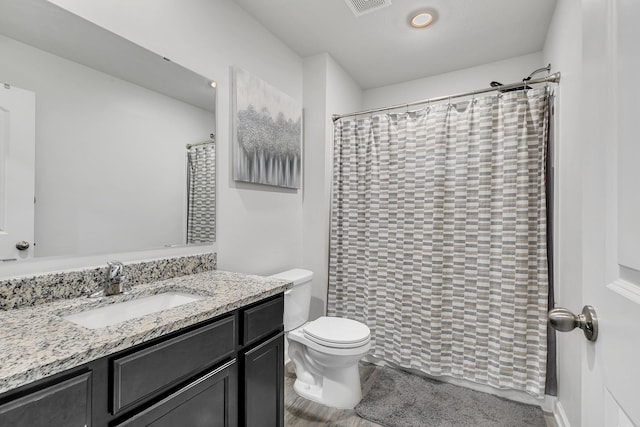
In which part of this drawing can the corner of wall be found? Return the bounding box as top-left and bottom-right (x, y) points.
(301, 53), (362, 320)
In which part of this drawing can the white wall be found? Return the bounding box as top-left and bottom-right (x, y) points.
(362, 52), (544, 110)
(0, 34), (211, 257)
(302, 53), (362, 319)
(542, 1), (583, 426)
(44, 0), (305, 275)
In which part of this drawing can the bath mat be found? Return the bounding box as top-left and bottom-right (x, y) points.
(355, 366), (546, 427)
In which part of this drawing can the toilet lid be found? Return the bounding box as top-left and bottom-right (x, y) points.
(303, 317), (370, 348)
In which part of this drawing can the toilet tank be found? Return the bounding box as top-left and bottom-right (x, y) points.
(269, 269), (313, 331)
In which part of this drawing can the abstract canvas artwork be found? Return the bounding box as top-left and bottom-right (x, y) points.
(232, 67), (302, 188)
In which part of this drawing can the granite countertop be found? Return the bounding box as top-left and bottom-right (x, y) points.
(0, 270), (292, 395)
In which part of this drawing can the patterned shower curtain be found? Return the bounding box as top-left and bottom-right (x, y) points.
(328, 87), (550, 397)
(186, 143), (215, 244)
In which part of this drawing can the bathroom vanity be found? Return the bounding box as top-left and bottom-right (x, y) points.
(0, 270), (290, 427)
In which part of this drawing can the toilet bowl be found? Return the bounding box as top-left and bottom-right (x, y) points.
(287, 316), (371, 409)
(269, 269), (371, 409)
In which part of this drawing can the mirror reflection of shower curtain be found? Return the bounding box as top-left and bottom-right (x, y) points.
(186, 142), (215, 244)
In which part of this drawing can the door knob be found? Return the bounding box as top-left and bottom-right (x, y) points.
(15, 241), (30, 251)
(548, 305), (598, 342)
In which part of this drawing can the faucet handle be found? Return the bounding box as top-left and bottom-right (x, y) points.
(107, 261), (124, 281)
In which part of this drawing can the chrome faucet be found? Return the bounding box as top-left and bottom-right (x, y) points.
(104, 261), (127, 296)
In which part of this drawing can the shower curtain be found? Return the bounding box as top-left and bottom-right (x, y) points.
(328, 87), (550, 397)
(186, 143), (215, 243)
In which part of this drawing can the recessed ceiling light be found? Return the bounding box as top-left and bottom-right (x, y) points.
(410, 11), (434, 28)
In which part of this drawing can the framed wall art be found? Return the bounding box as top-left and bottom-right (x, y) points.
(232, 67), (302, 189)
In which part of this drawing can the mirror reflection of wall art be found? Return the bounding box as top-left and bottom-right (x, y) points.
(232, 67), (302, 189)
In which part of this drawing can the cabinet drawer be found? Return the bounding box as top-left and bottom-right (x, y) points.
(0, 371), (92, 427)
(241, 295), (284, 346)
(112, 314), (236, 414)
(114, 360), (238, 427)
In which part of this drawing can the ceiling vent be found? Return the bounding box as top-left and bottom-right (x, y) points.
(344, 0), (392, 17)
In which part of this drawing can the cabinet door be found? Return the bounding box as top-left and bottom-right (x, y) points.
(242, 332), (284, 427)
(0, 371), (92, 427)
(115, 360), (237, 427)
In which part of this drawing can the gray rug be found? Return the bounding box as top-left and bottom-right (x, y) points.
(355, 366), (546, 427)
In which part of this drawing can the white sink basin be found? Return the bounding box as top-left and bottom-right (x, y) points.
(62, 292), (205, 329)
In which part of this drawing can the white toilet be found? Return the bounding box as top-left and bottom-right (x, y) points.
(270, 269), (371, 409)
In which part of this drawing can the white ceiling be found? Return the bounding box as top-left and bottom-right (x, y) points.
(230, 0), (558, 89)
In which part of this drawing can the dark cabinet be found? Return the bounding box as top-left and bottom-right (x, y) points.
(112, 314), (236, 414)
(242, 333), (284, 427)
(0, 371), (92, 427)
(114, 360), (238, 427)
(0, 293), (284, 427)
(241, 296), (284, 346)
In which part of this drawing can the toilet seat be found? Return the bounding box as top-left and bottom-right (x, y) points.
(303, 317), (370, 349)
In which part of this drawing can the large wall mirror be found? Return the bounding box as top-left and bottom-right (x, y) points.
(0, 0), (216, 261)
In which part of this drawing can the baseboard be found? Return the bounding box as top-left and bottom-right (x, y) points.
(542, 395), (556, 413)
(553, 400), (571, 427)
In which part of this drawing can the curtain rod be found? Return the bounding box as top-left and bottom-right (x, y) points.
(332, 72), (561, 122)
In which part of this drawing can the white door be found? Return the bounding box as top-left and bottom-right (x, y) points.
(0, 84), (35, 261)
(580, 0), (640, 425)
